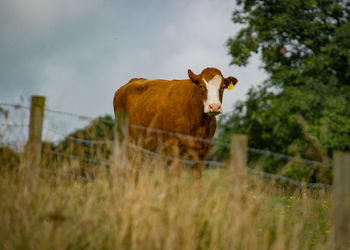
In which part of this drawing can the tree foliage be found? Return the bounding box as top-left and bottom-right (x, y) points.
(57, 114), (114, 155)
(43, 115), (114, 171)
(217, 0), (350, 182)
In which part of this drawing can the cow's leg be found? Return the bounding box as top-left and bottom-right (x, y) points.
(166, 137), (182, 177)
(188, 142), (210, 180)
(192, 163), (203, 179)
(186, 150), (203, 179)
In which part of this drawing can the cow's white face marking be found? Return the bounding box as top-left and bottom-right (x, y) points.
(203, 75), (222, 113)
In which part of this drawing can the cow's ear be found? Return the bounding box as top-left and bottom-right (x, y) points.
(188, 69), (199, 85)
(224, 76), (238, 89)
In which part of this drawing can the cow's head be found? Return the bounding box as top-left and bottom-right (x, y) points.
(188, 67), (238, 116)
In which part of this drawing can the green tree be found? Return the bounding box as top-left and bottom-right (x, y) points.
(45, 115), (114, 173)
(217, 0), (350, 183)
(57, 114), (114, 157)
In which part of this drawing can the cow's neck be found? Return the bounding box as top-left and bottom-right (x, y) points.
(191, 112), (215, 138)
(201, 113), (215, 124)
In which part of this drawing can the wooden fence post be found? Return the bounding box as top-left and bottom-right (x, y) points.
(25, 96), (46, 167)
(333, 152), (350, 250)
(110, 112), (129, 170)
(230, 134), (248, 188)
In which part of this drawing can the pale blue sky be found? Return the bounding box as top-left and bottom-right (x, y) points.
(0, 0), (266, 138)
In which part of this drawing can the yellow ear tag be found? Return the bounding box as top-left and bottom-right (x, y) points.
(228, 83), (234, 90)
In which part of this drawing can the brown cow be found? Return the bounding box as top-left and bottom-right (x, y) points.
(113, 67), (238, 178)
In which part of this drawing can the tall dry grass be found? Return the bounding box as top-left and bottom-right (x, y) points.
(0, 134), (332, 250)
(0, 160), (332, 249)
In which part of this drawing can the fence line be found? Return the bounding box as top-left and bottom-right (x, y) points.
(128, 143), (226, 168)
(0, 103), (335, 168)
(0, 123), (29, 128)
(247, 168), (332, 190)
(64, 136), (112, 145)
(0, 103), (31, 110)
(45, 107), (92, 121)
(129, 124), (214, 144)
(1, 102), (333, 168)
(121, 123), (332, 168)
(248, 147), (332, 168)
(1, 135), (332, 190)
(42, 148), (110, 166)
(0, 101), (334, 189)
(43, 123), (330, 171)
(0, 141), (26, 148)
(129, 142), (331, 189)
(43, 126), (113, 145)
(0, 132), (332, 189)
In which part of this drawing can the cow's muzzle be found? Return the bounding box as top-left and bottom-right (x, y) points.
(207, 103), (222, 116)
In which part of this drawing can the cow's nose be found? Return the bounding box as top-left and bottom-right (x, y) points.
(208, 103), (222, 113)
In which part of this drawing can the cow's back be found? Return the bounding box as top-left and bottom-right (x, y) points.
(114, 77), (216, 160)
(113, 78), (208, 135)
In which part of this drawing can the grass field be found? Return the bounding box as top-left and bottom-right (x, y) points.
(0, 148), (332, 250)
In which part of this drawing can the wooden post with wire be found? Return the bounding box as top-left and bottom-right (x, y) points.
(25, 96), (46, 167)
(333, 152), (350, 250)
(229, 134), (248, 188)
(110, 112), (129, 171)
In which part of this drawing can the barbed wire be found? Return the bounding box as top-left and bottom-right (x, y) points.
(247, 168), (332, 190)
(128, 143), (226, 168)
(122, 124), (332, 168)
(41, 136), (330, 189)
(26, 102), (336, 168)
(129, 143), (331, 189)
(1, 103), (332, 167)
(0, 103), (30, 110)
(0, 123), (29, 128)
(42, 148), (109, 166)
(0, 103), (334, 167)
(129, 124), (213, 144)
(248, 147), (332, 168)
(1, 103), (334, 186)
(0, 141), (26, 147)
(65, 136), (112, 145)
(38, 165), (96, 181)
(43, 126), (113, 145)
(0, 129), (332, 190)
(45, 107), (92, 121)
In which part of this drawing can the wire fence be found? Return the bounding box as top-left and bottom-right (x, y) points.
(248, 147), (332, 168)
(0, 103), (30, 110)
(0, 102), (333, 189)
(42, 147), (110, 166)
(0, 123), (29, 128)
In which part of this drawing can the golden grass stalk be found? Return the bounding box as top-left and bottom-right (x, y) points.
(0, 137), (332, 250)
